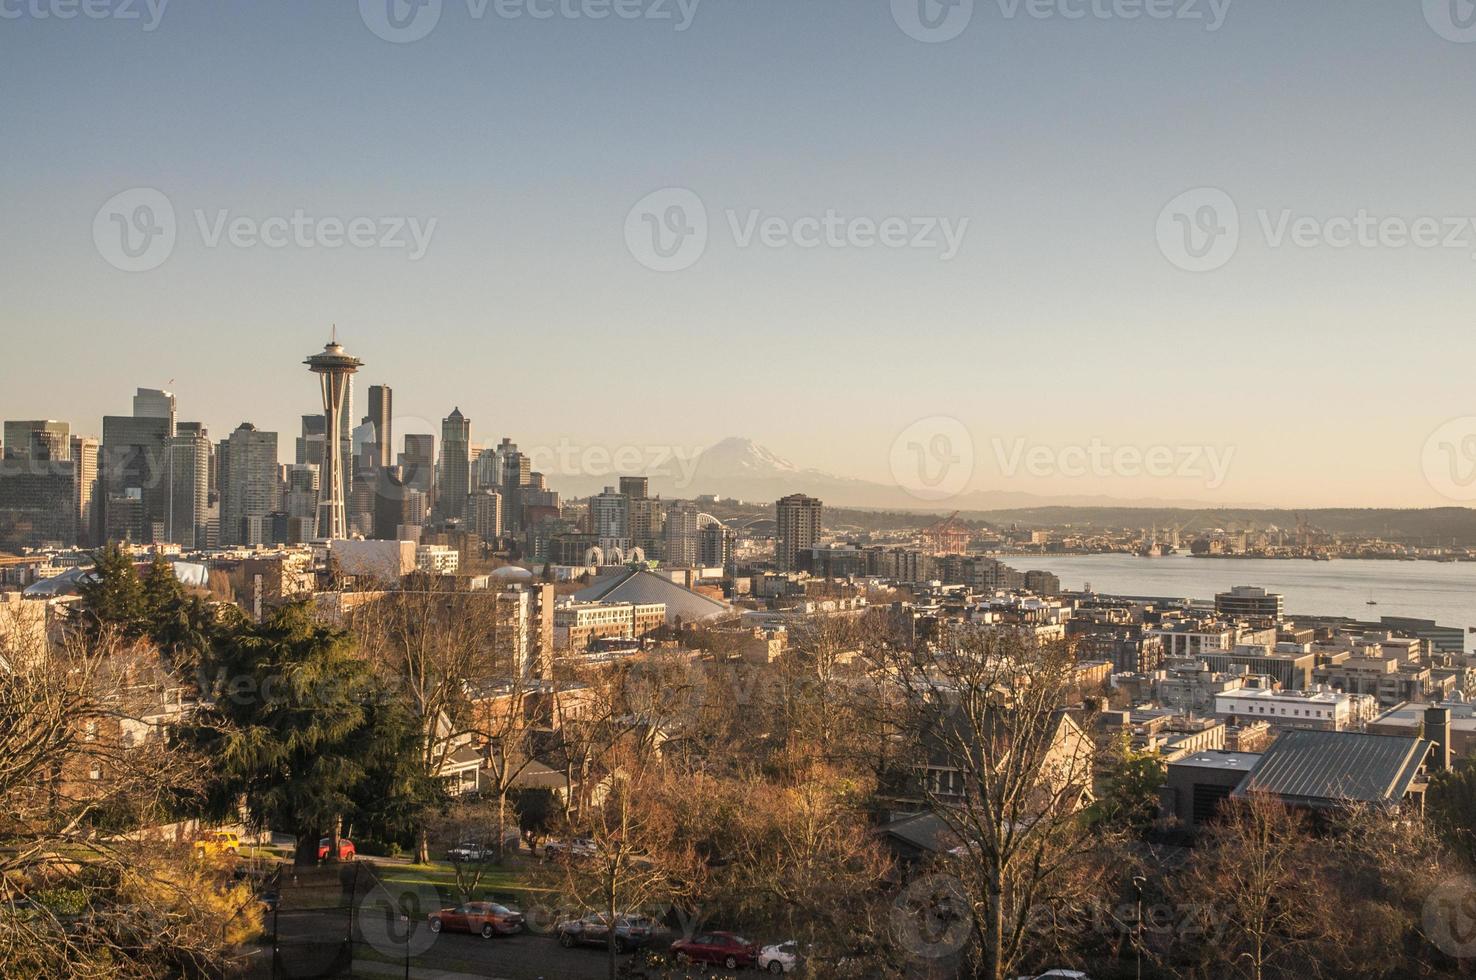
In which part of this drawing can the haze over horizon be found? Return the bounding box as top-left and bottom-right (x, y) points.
(3, 1), (1475, 509)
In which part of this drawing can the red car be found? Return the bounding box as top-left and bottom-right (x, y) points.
(671, 932), (761, 970)
(317, 837), (356, 861)
(428, 902), (525, 939)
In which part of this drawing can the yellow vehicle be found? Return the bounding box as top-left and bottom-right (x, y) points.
(193, 830), (241, 860)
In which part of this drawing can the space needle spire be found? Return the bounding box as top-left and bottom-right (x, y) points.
(304, 335), (363, 540)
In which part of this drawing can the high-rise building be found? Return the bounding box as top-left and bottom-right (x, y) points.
(628, 497), (665, 543)
(468, 488), (503, 542)
(305, 338), (362, 540)
(367, 384), (393, 470)
(0, 456), (75, 551)
(400, 433), (435, 496)
(296, 414), (325, 467)
(283, 463), (320, 521)
(101, 414), (170, 543)
(219, 423), (278, 546)
(590, 486), (630, 542)
(4, 420), (70, 461)
(166, 424), (211, 548)
(664, 500), (701, 566)
(70, 435), (99, 548)
(437, 409), (471, 522)
(619, 476), (649, 500)
(700, 521), (734, 569)
(775, 493), (822, 572)
(131, 388), (177, 432)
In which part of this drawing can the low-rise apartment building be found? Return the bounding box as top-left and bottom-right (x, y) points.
(553, 601), (666, 651)
(1214, 685), (1377, 732)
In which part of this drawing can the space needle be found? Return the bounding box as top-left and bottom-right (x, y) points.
(304, 331), (362, 540)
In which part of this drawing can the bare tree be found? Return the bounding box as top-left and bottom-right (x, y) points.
(537, 758), (698, 980)
(350, 583), (498, 861)
(1170, 791), (1335, 980)
(0, 617), (253, 978)
(885, 632), (1107, 980)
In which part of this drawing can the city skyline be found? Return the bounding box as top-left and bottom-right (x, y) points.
(0, 333), (1469, 511)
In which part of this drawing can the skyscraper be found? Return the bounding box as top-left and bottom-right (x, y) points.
(305, 338), (362, 540)
(400, 433), (435, 497)
(101, 413), (170, 543)
(437, 408), (471, 522)
(468, 488), (503, 541)
(619, 476), (649, 500)
(590, 486), (630, 543)
(131, 388), (177, 432)
(775, 493), (822, 572)
(218, 423), (278, 546)
(664, 500), (700, 566)
(166, 423), (211, 548)
(367, 384), (392, 470)
(3, 420), (70, 461)
(70, 435), (99, 548)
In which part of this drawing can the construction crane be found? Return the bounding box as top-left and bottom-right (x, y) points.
(921, 511), (974, 556)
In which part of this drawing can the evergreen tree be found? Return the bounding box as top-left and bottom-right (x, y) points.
(75, 545), (148, 640)
(196, 602), (376, 866)
(347, 695), (446, 850)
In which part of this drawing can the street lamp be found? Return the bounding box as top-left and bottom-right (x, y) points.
(1132, 874), (1147, 980)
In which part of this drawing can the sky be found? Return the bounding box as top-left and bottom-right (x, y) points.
(2, 0), (1475, 510)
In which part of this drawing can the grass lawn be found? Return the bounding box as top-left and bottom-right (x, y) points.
(368, 858), (550, 904)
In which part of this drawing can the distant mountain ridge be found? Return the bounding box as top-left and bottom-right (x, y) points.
(555, 436), (1251, 510)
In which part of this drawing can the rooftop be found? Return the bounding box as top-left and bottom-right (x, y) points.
(1234, 729), (1431, 807)
(1170, 751), (1263, 773)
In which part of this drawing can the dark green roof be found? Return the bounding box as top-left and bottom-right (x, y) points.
(1233, 730), (1430, 807)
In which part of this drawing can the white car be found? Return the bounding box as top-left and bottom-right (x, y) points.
(758, 940), (803, 974)
(1017, 971), (1091, 980)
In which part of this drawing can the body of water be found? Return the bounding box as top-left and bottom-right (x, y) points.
(1010, 554), (1476, 652)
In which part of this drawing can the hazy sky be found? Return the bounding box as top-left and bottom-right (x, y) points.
(2, 0), (1474, 509)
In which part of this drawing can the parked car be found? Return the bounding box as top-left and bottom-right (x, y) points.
(193, 830), (240, 860)
(543, 837), (598, 861)
(758, 940), (806, 974)
(556, 913), (656, 952)
(1016, 972), (1092, 980)
(446, 842), (490, 863)
(317, 837), (356, 861)
(427, 901), (525, 938)
(670, 932), (761, 970)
